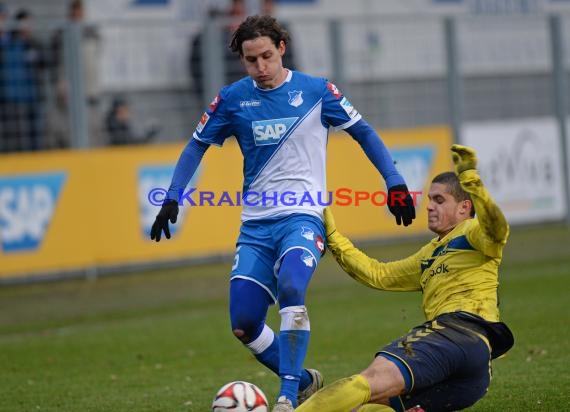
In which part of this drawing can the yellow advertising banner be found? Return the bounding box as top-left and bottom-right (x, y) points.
(0, 126), (452, 279)
(327, 126), (453, 239)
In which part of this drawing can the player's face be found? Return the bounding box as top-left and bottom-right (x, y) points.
(241, 36), (286, 89)
(426, 183), (471, 238)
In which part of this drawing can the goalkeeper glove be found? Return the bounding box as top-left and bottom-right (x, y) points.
(387, 184), (416, 227)
(150, 199), (179, 242)
(451, 144), (477, 175)
(323, 207), (337, 238)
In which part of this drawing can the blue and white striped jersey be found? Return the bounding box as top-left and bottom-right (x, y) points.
(193, 70), (361, 221)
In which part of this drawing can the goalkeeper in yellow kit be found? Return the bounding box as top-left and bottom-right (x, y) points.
(296, 145), (514, 412)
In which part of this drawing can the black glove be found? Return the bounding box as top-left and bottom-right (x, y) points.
(150, 199), (179, 242)
(387, 184), (416, 227)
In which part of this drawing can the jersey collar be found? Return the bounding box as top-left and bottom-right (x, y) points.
(253, 69), (292, 91)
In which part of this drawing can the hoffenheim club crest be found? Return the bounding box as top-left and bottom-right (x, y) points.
(288, 90), (303, 107)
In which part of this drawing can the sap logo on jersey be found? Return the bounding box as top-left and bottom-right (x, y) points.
(252, 117), (298, 146)
(0, 172), (66, 253)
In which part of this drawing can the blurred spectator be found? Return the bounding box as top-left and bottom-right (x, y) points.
(105, 96), (159, 146)
(189, 0), (246, 102)
(0, 2), (8, 151)
(261, 0), (296, 71)
(49, 0), (102, 148)
(189, 0), (296, 103)
(0, 3), (6, 41)
(226, 0), (246, 32)
(1, 8), (48, 152)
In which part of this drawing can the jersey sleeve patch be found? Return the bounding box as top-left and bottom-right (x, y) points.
(196, 112), (210, 133)
(208, 94), (221, 112)
(340, 97), (359, 119)
(326, 82), (342, 99)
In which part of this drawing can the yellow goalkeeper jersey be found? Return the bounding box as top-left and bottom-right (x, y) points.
(327, 169), (509, 322)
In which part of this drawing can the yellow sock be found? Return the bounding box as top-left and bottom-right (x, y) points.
(295, 374), (371, 412)
(355, 404), (395, 411)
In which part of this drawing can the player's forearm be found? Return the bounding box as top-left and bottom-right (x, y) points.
(346, 120), (404, 188)
(327, 231), (390, 290)
(459, 169), (509, 243)
(167, 138), (209, 202)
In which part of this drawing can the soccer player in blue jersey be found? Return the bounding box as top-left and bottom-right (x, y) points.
(295, 145), (514, 412)
(150, 15), (415, 411)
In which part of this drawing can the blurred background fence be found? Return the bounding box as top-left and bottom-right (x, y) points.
(0, 0), (569, 282)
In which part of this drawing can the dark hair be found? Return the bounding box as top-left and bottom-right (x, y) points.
(229, 15), (290, 56)
(15, 8), (30, 20)
(432, 171), (475, 217)
(68, 0), (83, 16)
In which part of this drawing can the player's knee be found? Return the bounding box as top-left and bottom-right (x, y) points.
(232, 328), (250, 343)
(231, 312), (262, 342)
(277, 268), (308, 306)
(277, 280), (305, 306)
(231, 317), (264, 343)
(277, 248), (315, 307)
(278, 305), (310, 331)
(361, 357), (406, 401)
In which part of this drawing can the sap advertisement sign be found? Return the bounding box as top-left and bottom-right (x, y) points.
(391, 146), (435, 205)
(0, 173), (66, 253)
(138, 164), (200, 238)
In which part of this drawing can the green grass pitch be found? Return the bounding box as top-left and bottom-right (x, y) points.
(0, 223), (569, 411)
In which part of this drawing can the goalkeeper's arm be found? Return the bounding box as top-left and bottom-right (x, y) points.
(451, 144), (509, 247)
(324, 208), (422, 291)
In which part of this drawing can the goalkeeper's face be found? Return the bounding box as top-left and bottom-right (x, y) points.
(241, 36), (287, 89)
(427, 182), (472, 238)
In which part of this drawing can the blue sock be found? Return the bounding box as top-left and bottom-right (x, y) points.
(276, 248), (317, 405)
(278, 329), (310, 406)
(249, 329), (312, 390)
(253, 332), (280, 374)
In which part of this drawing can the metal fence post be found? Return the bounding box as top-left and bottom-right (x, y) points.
(201, 20), (225, 107)
(328, 19), (347, 94)
(444, 17), (463, 144)
(549, 15), (570, 226)
(64, 22), (88, 148)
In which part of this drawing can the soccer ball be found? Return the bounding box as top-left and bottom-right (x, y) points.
(212, 381), (269, 412)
